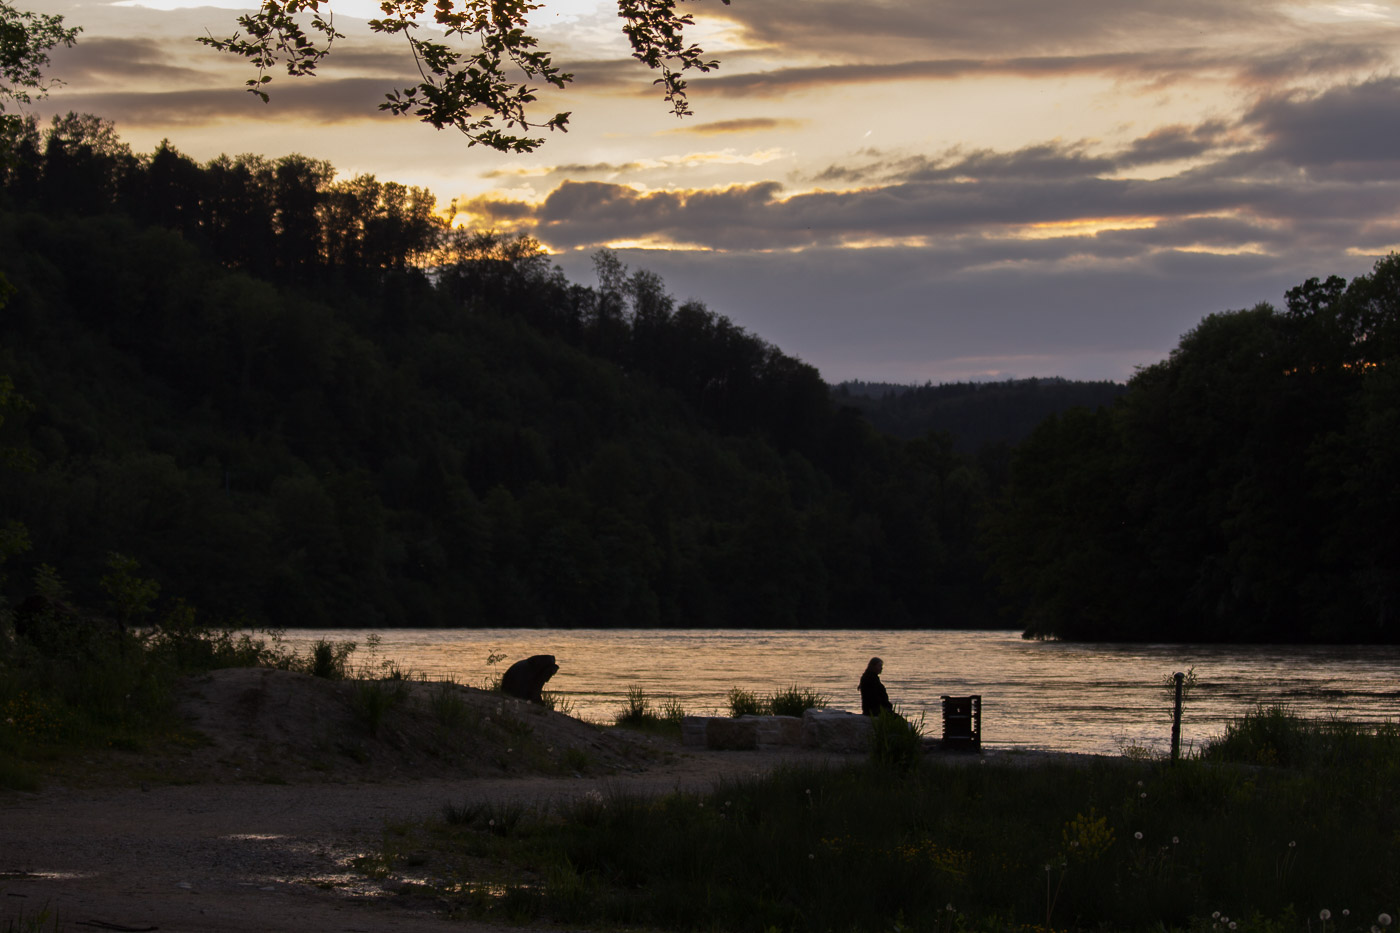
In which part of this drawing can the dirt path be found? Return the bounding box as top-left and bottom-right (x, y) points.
(1, 668), (1098, 932)
(0, 747), (854, 933)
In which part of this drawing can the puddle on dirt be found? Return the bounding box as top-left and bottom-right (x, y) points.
(0, 870), (95, 881)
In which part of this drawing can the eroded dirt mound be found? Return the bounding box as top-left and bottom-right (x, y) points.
(167, 667), (665, 783)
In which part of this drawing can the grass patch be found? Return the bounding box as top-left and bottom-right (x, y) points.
(366, 713), (1400, 933)
(728, 684), (827, 718)
(768, 685), (828, 718)
(350, 678), (410, 736)
(869, 706), (925, 771)
(613, 685), (685, 736)
(727, 687), (763, 717)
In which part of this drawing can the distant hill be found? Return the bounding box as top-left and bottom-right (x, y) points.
(834, 378), (1126, 451)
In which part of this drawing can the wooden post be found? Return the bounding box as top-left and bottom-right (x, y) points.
(1170, 671), (1185, 763)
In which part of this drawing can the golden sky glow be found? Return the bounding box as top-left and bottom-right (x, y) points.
(31, 0), (1400, 383)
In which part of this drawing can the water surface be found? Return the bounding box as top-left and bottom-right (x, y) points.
(278, 629), (1400, 756)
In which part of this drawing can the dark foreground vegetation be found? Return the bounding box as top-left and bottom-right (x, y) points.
(367, 709), (1400, 933)
(1, 110), (1398, 641)
(0, 571), (316, 791)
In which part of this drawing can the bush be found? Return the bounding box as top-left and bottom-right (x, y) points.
(613, 685), (683, 735)
(768, 685), (827, 717)
(616, 685), (652, 725)
(870, 707), (924, 771)
(350, 678), (409, 736)
(1203, 705), (1400, 770)
(726, 687), (762, 717)
(306, 638), (355, 679)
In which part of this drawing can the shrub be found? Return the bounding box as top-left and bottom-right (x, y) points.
(541, 690), (574, 716)
(351, 678), (409, 736)
(1203, 705), (1400, 770)
(616, 685), (652, 726)
(727, 687), (762, 717)
(768, 685), (827, 717)
(870, 707), (924, 771)
(614, 686), (683, 735)
(307, 638), (355, 679)
(659, 696), (686, 726)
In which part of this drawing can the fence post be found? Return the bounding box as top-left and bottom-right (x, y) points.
(1170, 671), (1185, 763)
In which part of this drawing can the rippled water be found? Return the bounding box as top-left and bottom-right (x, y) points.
(277, 629), (1400, 756)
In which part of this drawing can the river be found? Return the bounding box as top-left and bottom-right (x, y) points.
(275, 628), (1400, 757)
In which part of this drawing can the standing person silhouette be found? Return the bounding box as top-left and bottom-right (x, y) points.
(859, 656), (894, 717)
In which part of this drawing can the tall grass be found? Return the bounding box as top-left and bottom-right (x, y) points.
(869, 706), (924, 771)
(1203, 704), (1400, 770)
(613, 686), (685, 735)
(385, 714), (1400, 933)
(727, 685), (827, 718)
(0, 581), (389, 787)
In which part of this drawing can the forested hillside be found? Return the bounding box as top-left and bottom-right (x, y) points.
(0, 114), (995, 630)
(4, 112), (1396, 642)
(834, 378), (1126, 452)
(985, 271), (1400, 643)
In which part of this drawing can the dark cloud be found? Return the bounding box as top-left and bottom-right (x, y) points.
(49, 37), (205, 83)
(461, 95), (1400, 267)
(1248, 77), (1400, 172)
(704, 0), (1279, 56)
(1117, 122), (1235, 167)
(45, 77), (397, 127)
(1235, 38), (1394, 85)
(689, 40), (1389, 99)
(480, 160), (649, 179)
(668, 117), (804, 135)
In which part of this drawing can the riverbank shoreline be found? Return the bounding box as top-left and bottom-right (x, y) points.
(1, 665), (1122, 933)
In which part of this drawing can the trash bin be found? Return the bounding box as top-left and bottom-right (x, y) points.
(940, 695), (981, 752)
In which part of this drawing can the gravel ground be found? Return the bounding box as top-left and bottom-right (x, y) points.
(0, 668), (1105, 932)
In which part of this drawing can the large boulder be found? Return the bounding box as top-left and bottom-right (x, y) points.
(706, 717), (759, 750)
(801, 708), (873, 752)
(742, 714), (803, 747)
(681, 716), (710, 747)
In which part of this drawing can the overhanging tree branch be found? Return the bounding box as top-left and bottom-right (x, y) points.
(200, 0), (731, 152)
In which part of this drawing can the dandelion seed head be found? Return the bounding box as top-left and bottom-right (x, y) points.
(1140, 792), (1147, 798)
(808, 853), (815, 860)
(1213, 912), (1221, 920)
(1229, 923), (1237, 930)
(1380, 914), (1392, 927)
(1322, 910), (1332, 921)
(1289, 840), (1297, 847)
(1134, 831), (1143, 840)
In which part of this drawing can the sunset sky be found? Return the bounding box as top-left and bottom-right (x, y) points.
(34, 0), (1400, 384)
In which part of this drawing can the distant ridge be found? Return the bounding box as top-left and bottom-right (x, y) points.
(833, 377), (1126, 451)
